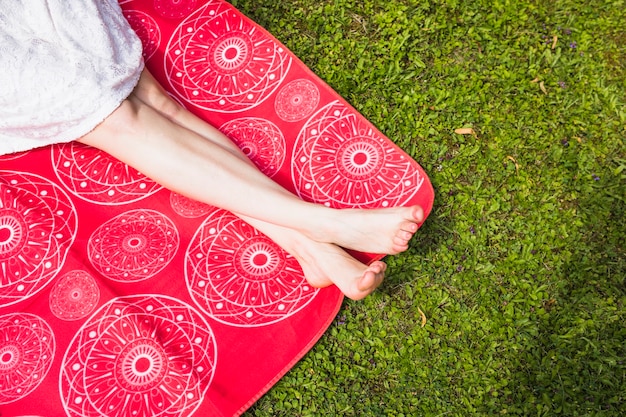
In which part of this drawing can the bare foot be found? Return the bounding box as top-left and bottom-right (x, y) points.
(308, 205), (424, 255)
(236, 214), (386, 300)
(294, 241), (386, 301)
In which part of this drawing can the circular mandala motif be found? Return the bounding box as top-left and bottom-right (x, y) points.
(60, 295), (216, 417)
(154, 0), (198, 19)
(0, 171), (77, 307)
(0, 313), (55, 405)
(52, 142), (162, 205)
(124, 10), (161, 61)
(274, 79), (320, 122)
(219, 118), (286, 177)
(291, 101), (424, 208)
(49, 270), (101, 321)
(185, 207), (317, 327)
(88, 210), (179, 283)
(169, 192), (212, 218)
(165, 1), (291, 112)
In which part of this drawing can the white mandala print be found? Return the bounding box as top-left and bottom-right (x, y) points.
(186, 207), (317, 327)
(291, 101), (424, 208)
(164, 1), (291, 112)
(88, 210), (179, 283)
(0, 150), (29, 161)
(219, 118), (286, 177)
(52, 142), (162, 205)
(49, 270), (101, 321)
(60, 295), (217, 417)
(0, 313), (55, 405)
(169, 192), (212, 218)
(0, 171), (77, 307)
(154, 0), (198, 19)
(274, 79), (321, 122)
(124, 9), (161, 61)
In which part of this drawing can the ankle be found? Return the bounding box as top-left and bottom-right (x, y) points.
(298, 208), (339, 244)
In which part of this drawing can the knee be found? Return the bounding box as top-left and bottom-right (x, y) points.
(83, 97), (142, 143)
(132, 74), (183, 121)
(78, 95), (150, 152)
(107, 97), (143, 136)
(148, 92), (184, 121)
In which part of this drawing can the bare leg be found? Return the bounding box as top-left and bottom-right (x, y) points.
(81, 95), (387, 299)
(129, 70), (248, 161)
(125, 71), (386, 299)
(91, 71), (424, 255)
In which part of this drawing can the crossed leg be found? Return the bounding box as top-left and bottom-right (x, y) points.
(79, 69), (424, 299)
(127, 71), (391, 298)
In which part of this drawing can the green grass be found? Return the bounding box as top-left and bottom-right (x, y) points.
(230, 0), (626, 415)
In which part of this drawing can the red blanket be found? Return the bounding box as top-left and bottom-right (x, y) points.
(0, 1), (433, 415)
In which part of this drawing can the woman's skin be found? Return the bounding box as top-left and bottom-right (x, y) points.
(79, 70), (424, 300)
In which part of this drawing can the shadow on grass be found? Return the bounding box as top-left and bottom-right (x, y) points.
(514, 188), (625, 415)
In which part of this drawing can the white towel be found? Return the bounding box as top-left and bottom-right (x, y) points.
(0, 0), (144, 155)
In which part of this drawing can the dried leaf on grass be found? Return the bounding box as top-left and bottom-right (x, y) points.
(454, 127), (475, 135)
(418, 307), (427, 327)
(506, 155), (519, 171)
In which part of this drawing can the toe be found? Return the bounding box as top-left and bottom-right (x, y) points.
(400, 220), (418, 233)
(399, 230), (413, 240)
(412, 205), (425, 222)
(354, 261), (385, 295)
(391, 245), (409, 254)
(356, 271), (376, 293)
(393, 236), (410, 251)
(393, 235), (408, 246)
(369, 260), (386, 274)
